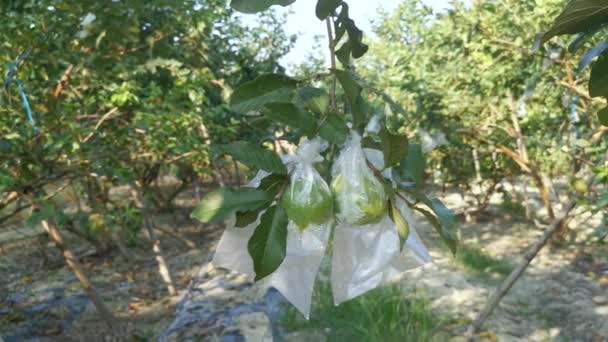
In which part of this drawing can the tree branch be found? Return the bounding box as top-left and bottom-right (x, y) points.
(326, 18), (337, 111)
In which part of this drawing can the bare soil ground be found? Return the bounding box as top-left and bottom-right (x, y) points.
(0, 184), (224, 341)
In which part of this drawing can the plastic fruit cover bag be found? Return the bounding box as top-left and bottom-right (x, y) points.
(331, 132), (387, 225)
(281, 138), (333, 230)
(330, 132), (432, 304)
(212, 137), (332, 318)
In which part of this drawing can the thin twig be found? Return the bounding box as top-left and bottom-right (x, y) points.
(53, 64), (74, 98)
(81, 107), (119, 142)
(154, 225), (197, 250)
(326, 18), (337, 111)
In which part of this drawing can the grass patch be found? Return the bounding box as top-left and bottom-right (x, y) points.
(455, 245), (513, 277)
(282, 280), (447, 342)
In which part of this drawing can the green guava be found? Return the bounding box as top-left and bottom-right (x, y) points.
(331, 174), (387, 225)
(280, 178), (333, 230)
(571, 178), (588, 194)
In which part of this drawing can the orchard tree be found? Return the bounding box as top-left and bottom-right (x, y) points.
(1, 0), (294, 329)
(364, 0), (608, 226)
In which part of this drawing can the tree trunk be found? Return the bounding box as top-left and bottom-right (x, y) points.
(472, 148), (483, 192)
(509, 105), (536, 220)
(199, 122), (225, 187)
(41, 219), (116, 329)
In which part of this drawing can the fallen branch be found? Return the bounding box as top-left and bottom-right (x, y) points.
(41, 219), (117, 330)
(144, 218), (177, 296)
(466, 174), (596, 338)
(467, 199), (576, 338)
(132, 185), (178, 296)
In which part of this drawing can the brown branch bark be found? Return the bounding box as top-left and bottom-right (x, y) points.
(459, 129), (555, 220)
(53, 64), (74, 98)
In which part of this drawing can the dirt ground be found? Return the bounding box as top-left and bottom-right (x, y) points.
(0, 184), (225, 341)
(1, 184), (607, 341)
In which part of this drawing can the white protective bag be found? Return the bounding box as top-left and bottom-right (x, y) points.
(330, 132), (432, 305)
(212, 138), (332, 318)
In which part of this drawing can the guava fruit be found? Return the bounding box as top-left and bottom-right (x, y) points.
(280, 178), (333, 230)
(331, 174), (387, 225)
(571, 178), (588, 194)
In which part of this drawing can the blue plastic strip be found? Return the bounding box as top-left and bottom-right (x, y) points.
(3, 49), (32, 89)
(3, 50), (39, 135)
(15, 78), (35, 126)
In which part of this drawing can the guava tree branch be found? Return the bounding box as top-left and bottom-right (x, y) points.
(326, 18), (337, 111)
(456, 129), (555, 220)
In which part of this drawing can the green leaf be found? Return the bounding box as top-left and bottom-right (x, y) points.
(316, 0), (342, 20)
(230, 74), (297, 113)
(259, 173), (289, 195)
(231, 0), (296, 14)
(543, 0), (608, 43)
(333, 4), (348, 42)
(598, 107), (608, 126)
(399, 189), (458, 254)
(379, 127), (408, 169)
(429, 198), (458, 253)
(319, 112), (349, 145)
(236, 210), (261, 227)
(248, 205), (289, 280)
(380, 93), (407, 116)
(389, 202), (410, 251)
(235, 174), (288, 228)
(298, 87), (330, 115)
(362, 136), (381, 150)
(215, 141), (287, 175)
(396, 143), (425, 188)
(335, 41), (352, 66)
(263, 102), (316, 135)
(334, 69), (367, 130)
(415, 202), (458, 255)
(343, 18), (368, 58)
(589, 51), (608, 98)
(192, 188), (273, 224)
